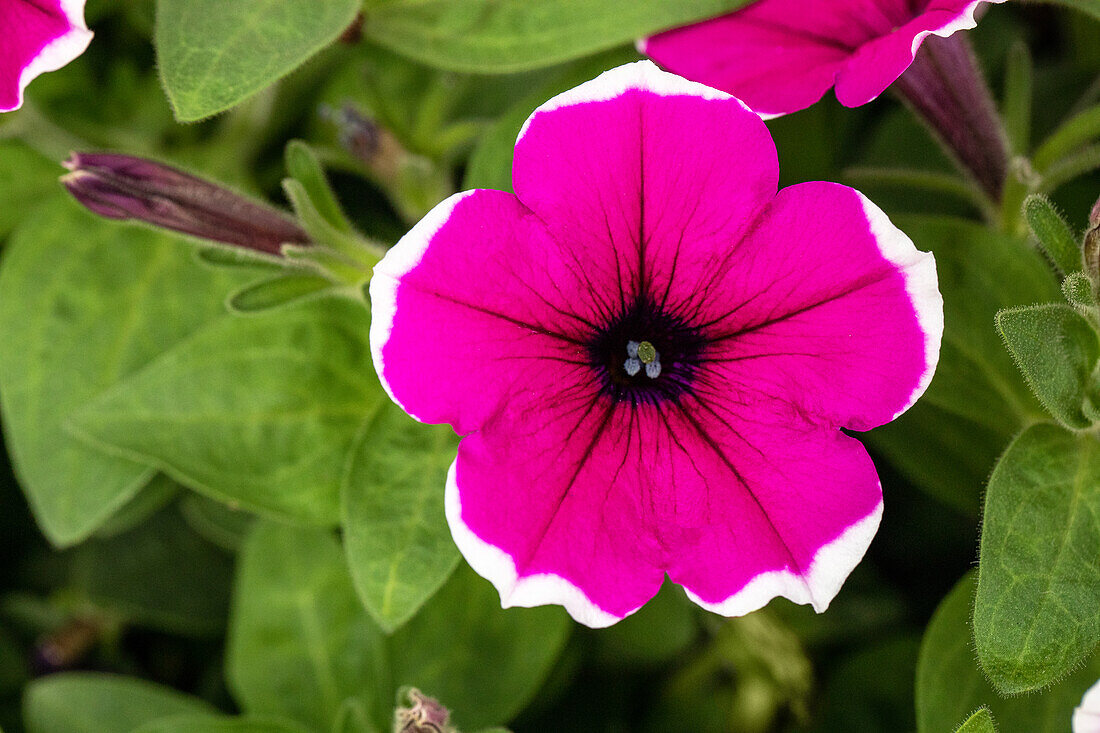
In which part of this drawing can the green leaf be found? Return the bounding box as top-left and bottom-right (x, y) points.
(996, 304), (1099, 430)
(0, 141), (62, 238)
(867, 217), (1057, 515)
(285, 140), (353, 234)
(69, 504), (233, 635)
(179, 494), (255, 552)
(1023, 194), (1081, 275)
(1063, 272), (1094, 306)
(341, 402), (460, 633)
(93, 474), (180, 539)
(131, 715), (314, 733)
(973, 423), (1100, 693)
(362, 1), (751, 73)
(0, 198), (246, 546)
(955, 708), (997, 733)
(23, 673), (214, 733)
(591, 582), (696, 668)
(916, 573), (1100, 733)
(389, 564), (572, 730)
(1003, 42), (1032, 156)
(156, 0), (361, 121)
(227, 274), (336, 313)
(227, 521), (386, 732)
(70, 298), (384, 525)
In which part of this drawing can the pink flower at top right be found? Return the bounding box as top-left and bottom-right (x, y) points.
(641, 0), (1008, 118)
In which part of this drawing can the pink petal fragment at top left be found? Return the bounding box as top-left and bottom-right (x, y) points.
(1, 0), (92, 112)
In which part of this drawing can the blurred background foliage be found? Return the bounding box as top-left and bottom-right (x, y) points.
(0, 1), (1097, 732)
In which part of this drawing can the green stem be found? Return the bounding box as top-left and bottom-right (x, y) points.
(1032, 106), (1100, 172)
(1038, 144), (1100, 194)
(843, 167), (998, 223)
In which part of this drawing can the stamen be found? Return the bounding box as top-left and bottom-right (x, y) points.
(625, 340), (661, 379)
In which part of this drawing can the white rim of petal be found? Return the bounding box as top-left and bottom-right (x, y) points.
(7, 0), (92, 113)
(857, 191), (944, 420)
(516, 60), (760, 146)
(1075, 680), (1100, 733)
(445, 460), (627, 628)
(368, 189), (478, 421)
(685, 497), (883, 616)
(909, 0), (1008, 55)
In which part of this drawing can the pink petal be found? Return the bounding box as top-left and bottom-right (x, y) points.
(1, 0), (92, 112)
(643, 0), (1007, 115)
(661, 394), (883, 614)
(834, 0), (1007, 107)
(511, 60), (779, 290)
(689, 182), (942, 431)
(370, 188), (602, 436)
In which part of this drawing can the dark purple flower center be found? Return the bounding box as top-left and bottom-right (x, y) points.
(586, 295), (706, 405)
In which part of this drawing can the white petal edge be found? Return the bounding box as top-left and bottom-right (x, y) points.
(368, 190), (478, 421)
(909, 0), (1009, 55)
(445, 459), (628, 629)
(857, 191), (944, 420)
(516, 59), (763, 145)
(6, 0), (93, 113)
(1074, 679), (1100, 733)
(685, 498), (883, 616)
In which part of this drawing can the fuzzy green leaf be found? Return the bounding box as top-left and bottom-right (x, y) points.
(916, 573), (1100, 733)
(70, 299), (384, 525)
(342, 402), (460, 633)
(973, 423), (1100, 693)
(23, 674), (214, 733)
(1063, 272), (1094, 306)
(955, 708), (996, 733)
(1024, 195), (1081, 274)
(0, 198), (246, 546)
(156, 0), (361, 121)
(996, 304), (1100, 430)
(362, 1), (751, 73)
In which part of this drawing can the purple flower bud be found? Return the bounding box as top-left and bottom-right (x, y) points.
(61, 152), (309, 255)
(394, 688), (452, 733)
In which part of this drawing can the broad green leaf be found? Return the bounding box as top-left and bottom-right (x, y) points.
(23, 673), (214, 733)
(342, 402), (459, 633)
(390, 564), (572, 730)
(867, 217), (1057, 515)
(0, 141), (62, 238)
(179, 494), (255, 552)
(956, 708), (997, 733)
(227, 521), (386, 732)
(156, 0), (361, 121)
(362, 1), (752, 73)
(69, 505), (233, 635)
(131, 715), (313, 733)
(996, 305), (1100, 430)
(973, 423), (1100, 693)
(94, 474), (180, 539)
(916, 573), (1100, 733)
(70, 298), (383, 525)
(464, 47), (639, 192)
(0, 198), (246, 546)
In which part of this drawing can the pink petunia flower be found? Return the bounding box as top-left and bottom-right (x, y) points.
(1076, 680), (1100, 733)
(369, 61), (943, 627)
(641, 0), (1007, 118)
(1, 0), (92, 113)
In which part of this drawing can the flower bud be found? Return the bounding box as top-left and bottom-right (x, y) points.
(393, 688), (452, 733)
(61, 152), (309, 255)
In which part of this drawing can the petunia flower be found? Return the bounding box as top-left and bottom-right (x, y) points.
(369, 61), (942, 627)
(642, 0), (1010, 198)
(1, 0), (92, 113)
(1076, 680), (1100, 733)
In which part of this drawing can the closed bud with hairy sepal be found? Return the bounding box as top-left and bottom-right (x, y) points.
(61, 152), (309, 255)
(1085, 197), (1100, 288)
(393, 688), (454, 733)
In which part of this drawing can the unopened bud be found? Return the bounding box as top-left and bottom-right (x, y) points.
(394, 688), (453, 733)
(61, 152), (309, 255)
